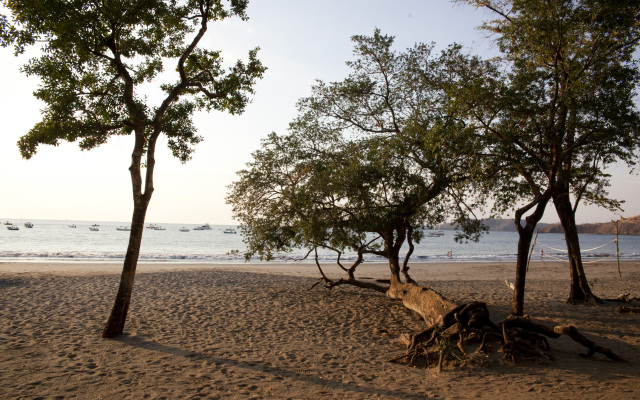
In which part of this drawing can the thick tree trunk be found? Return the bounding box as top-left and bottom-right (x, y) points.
(387, 280), (458, 327)
(102, 199), (149, 338)
(384, 229), (459, 326)
(552, 189), (600, 304)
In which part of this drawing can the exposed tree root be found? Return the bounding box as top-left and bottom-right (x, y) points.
(388, 301), (626, 370)
(308, 261), (626, 370)
(618, 306), (640, 314)
(609, 293), (640, 303)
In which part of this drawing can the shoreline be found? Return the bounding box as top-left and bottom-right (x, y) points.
(1, 259), (638, 280)
(1, 261), (639, 398)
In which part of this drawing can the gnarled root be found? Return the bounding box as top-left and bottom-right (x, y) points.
(389, 301), (626, 370)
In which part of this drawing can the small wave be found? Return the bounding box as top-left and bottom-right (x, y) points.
(1, 249), (637, 264)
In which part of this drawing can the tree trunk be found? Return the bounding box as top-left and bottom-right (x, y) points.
(382, 228), (459, 326)
(512, 226), (534, 316)
(102, 128), (154, 338)
(552, 188), (600, 304)
(511, 195), (552, 316)
(102, 198), (149, 338)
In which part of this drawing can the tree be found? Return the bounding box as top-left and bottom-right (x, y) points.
(229, 30), (488, 324)
(455, 0), (640, 314)
(1, 0), (265, 337)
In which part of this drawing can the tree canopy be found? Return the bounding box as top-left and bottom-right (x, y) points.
(228, 31), (488, 285)
(2, 0), (264, 162)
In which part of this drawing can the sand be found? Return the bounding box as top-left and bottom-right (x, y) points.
(0, 260), (639, 399)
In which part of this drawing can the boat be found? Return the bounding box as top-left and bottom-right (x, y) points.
(223, 228), (237, 234)
(89, 226), (99, 231)
(6, 225), (19, 231)
(91, 224), (100, 227)
(194, 223), (212, 230)
(179, 227), (190, 232)
(4, 221), (13, 225)
(146, 223), (166, 230)
(68, 224), (77, 228)
(24, 222), (34, 228)
(116, 226), (131, 231)
(428, 224), (445, 237)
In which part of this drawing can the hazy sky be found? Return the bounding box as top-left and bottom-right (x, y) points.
(1, 0), (638, 225)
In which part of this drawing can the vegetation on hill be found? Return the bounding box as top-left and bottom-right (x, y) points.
(540, 215), (640, 235)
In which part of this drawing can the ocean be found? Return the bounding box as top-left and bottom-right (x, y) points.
(1, 219), (639, 264)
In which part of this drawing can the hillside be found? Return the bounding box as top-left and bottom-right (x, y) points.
(539, 215), (640, 235)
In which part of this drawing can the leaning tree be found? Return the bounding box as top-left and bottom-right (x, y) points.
(455, 0), (640, 313)
(1, 0), (265, 337)
(229, 30), (488, 323)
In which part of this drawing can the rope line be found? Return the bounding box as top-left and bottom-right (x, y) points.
(532, 236), (619, 265)
(583, 254), (613, 264)
(543, 254), (569, 262)
(534, 238), (617, 254)
(581, 239), (618, 253)
(534, 242), (568, 253)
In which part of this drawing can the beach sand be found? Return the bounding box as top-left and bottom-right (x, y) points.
(0, 260), (639, 399)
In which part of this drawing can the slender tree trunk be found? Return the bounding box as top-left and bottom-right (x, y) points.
(512, 196), (552, 316)
(512, 226), (534, 316)
(552, 189), (600, 304)
(102, 129), (154, 338)
(102, 199), (149, 338)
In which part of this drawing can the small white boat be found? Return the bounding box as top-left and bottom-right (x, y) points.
(179, 227), (190, 232)
(223, 228), (237, 234)
(6, 225), (19, 231)
(68, 224), (77, 228)
(428, 230), (445, 237)
(116, 226), (131, 231)
(194, 223), (212, 230)
(24, 222), (34, 228)
(89, 226), (99, 231)
(146, 223), (166, 230)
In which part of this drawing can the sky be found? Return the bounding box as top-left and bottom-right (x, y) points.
(1, 0), (638, 225)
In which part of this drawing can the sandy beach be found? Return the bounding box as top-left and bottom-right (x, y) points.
(1, 260), (639, 399)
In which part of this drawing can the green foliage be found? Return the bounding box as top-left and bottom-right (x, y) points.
(1, 0), (266, 162)
(454, 0), (640, 217)
(228, 31), (488, 263)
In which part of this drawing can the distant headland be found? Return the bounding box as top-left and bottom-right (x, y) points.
(440, 216), (640, 235)
(538, 215), (640, 235)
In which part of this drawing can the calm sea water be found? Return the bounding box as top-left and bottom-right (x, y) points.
(1, 219), (638, 264)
